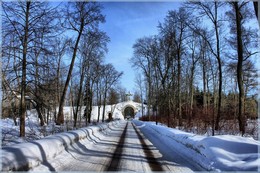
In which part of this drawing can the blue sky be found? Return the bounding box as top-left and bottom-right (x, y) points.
(99, 2), (181, 93)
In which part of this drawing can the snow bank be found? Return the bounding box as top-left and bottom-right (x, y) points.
(133, 120), (260, 172)
(1, 120), (122, 171)
(198, 135), (260, 171)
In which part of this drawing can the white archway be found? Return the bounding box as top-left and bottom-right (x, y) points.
(115, 100), (143, 119)
(122, 104), (136, 118)
(90, 100), (146, 121)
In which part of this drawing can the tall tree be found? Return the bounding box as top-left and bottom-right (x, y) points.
(185, 1), (224, 130)
(134, 73), (145, 117)
(28, 8), (60, 126)
(185, 31), (200, 125)
(253, 1), (258, 21)
(131, 36), (158, 119)
(2, 1), (59, 136)
(52, 37), (70, 121)
(95, 63), (104, 123)
(107, 88), (120, 105)
(234, 1), (245, 135)
(2, 21), (21, 125)
(85, 32), (108, 125)
(101, 64), (123, 122)
(226, 1), (259, 135)
(158, 8), (190, 126)
(56, 2), (105, 125)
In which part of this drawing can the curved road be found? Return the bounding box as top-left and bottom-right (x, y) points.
(31, 121), (199, 172)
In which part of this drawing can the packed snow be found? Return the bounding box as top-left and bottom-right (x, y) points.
(133, 120), (260, 171)
(1, 101), (259, 171)
(1, 121), (121, 171)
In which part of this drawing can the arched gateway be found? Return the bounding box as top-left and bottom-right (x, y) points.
(91, 100), (146, 121)
(110, 100), (144, 120)
(120, 100), (141, 119)
(122, 104), (136, 119)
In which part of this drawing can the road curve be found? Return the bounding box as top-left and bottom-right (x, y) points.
(31, 121), (195, 172)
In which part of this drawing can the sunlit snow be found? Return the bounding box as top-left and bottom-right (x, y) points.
(1, 101), (259, 171)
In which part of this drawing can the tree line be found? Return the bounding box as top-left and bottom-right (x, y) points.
(2, 2), (123, 137)
(1, 1), (259, 138)
(131, 1), (258, 136)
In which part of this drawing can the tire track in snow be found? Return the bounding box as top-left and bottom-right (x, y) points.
(106, 122), (128, 171)
(132, 122), (164, 171)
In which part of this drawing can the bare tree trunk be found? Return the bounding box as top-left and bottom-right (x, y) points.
(189, 41), (197, 125)
(210, 60), (216, 136)
(88, 82), (95, 124)
(102, 92), (107, 122)
(177, 50), (182, 126)
(202, 61), (207, 112)
(147, 79), (151, 121)
(20, 2), (30, 137)
(234, 2), (245, 135)
(83, 80), (93, 125)
(97, 88), (101, 123)
(97, 106), (101, 122)
(34, 48), (45, 126)
(253, 1), (258, 21)
(215, 49), (222, 131)
(35, 104), (45, 126)
(56, 57), (61, 122)
(190, 69), (194, 123)
(74, 65), (85, 127)
(214, 2), (222, 131)
(56, 22), (84, 125)
(201, 39), (208, 114)
(87, 90), (93, 124)
(97, 79), (102, 123)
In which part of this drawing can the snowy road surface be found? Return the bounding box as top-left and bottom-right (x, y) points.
(30, 121), (200, 172)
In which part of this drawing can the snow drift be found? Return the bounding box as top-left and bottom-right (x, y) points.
(0, 120), (122, 171)
(1, 117), (259, 172)
(133, 120), (260, 171)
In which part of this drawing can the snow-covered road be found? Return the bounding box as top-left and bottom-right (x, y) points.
(29, 121), (199, 172)
(2, 119), (258, 172)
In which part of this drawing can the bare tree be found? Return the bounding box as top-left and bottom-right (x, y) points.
(56, 2), (105, 125)
(185, 1), (225, 130)
(101, 64), (123, 122)
(253, 1), (258, 21)
(2, 1), (59, 136)
(107, 88), (120, 105)
(158, 8), (190, 126)
(184, 31), (201, 126)
(226, 1), (259, 135)
(134, 73), (145, 117)
(83, 32), (109, 125)
(131, 36), (158, 120)
(2, 26), (21, 125)
(51, 37), (70, 120)
(95, 63), (104, 123)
